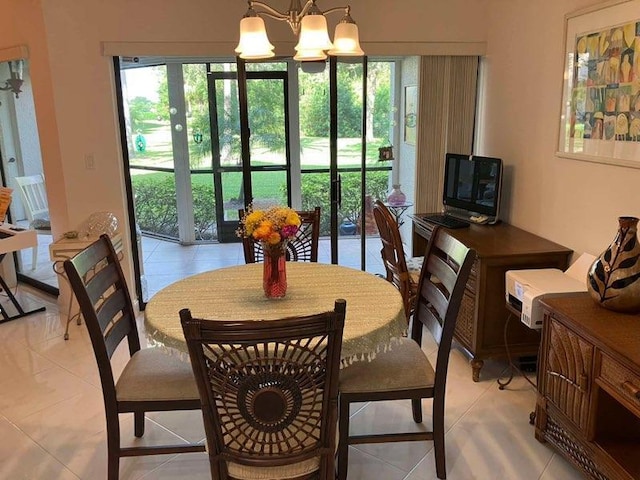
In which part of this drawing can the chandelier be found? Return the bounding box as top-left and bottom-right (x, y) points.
(235, 0), (364, 61)
(0, 60), (24, 98)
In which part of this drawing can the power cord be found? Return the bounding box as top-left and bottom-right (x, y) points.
(497, 312), (538, 391)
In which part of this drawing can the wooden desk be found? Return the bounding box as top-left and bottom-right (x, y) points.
(412, 215), (572, 381)
(536, 294), (640, 480)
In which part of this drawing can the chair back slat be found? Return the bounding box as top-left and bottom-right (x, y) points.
(84, 263), (120, 307)
(412, 227), (476, 388)
(240, 207), (321, 264)
(181, 299), (346, 479)
(97, 289), (132, 336)
(372, 200), (414, 322)
(64, 234), (140, 402)
(14, 174), (49, 221)
(104, 313), (135, 358)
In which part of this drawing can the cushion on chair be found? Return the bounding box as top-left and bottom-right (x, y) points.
(115, 348), (199, 402)
(339, 337), (435, 394)
(406, 256), (424, 284)
(227, 457), (320, 480)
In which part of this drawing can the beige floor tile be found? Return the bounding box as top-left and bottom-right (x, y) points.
(146, 409), (206, 444)
(137, 452), (210, 479)
(347, 400), (433, 473)
(344, 446), (408, 480)
(0, 364), (97, 422)
(0, 416), (80, 480)
(539, 453), (585, 480)
(0, 340), (58, 384)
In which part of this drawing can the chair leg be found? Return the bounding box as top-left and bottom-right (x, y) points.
(134, 412), (145, 437)
(411, 398), (423, 423)
(31, 245), (38, 270)
(336, 396), (350, 480)
(107, 413), (121, 480)
(433, 396), (446, 479)
(107, 449), (120, 480)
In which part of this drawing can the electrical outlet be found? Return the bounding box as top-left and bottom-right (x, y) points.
(85, 154), (95, 170)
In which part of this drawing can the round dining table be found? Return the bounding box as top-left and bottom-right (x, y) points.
(144, 262), (407, 366)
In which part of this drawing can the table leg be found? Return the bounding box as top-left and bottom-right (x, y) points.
(53, 260), (82, 340)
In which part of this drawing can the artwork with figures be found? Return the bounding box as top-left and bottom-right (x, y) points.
(558, 1), (640, 167)
(571, 22), (639, 142)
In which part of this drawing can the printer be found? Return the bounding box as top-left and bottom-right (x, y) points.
(505, 253), (594, 329)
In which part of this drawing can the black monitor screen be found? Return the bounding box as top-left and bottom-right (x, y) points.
(443, 153), (503, 218)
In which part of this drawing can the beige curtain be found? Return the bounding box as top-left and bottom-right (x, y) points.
(414, 56), (479, 214)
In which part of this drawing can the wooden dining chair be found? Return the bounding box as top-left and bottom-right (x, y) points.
(373, 199), (422, 322)
(240, 206), (321, 263)
(63, 234), (205, 480)
(180, 299), (346, 480)
(337, 227), (476, 480)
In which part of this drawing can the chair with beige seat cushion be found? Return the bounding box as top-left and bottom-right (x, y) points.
(63, 234), (205, 480)
(372, 200), (423, 322)
(337, 226), (476, 480)
(180, 299), (346, 480)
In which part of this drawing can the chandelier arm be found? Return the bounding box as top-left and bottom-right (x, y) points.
(321, 6), (350, 17)
(250, 1), (290, 21)
(297, 0), (316, 17)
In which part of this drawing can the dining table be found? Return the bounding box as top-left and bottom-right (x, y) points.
(144, 262), (407, 366)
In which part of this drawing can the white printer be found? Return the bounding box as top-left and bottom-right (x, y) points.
(505, 253), (594, 329)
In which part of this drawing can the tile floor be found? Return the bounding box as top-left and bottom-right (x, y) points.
(0, 283), (585, 480)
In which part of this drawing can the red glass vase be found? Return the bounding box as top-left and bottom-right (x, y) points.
(263, 246), (287, 298)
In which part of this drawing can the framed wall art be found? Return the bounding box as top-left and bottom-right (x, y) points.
(557, 0), (640, 168)
(404, 85), (417, 145)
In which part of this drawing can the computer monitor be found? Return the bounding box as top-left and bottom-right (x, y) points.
(443, 153), (503, 223)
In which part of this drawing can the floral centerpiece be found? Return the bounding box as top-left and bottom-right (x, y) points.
(238, 206), (301, 298)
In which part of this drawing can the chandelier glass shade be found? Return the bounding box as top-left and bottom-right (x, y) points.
(235, 0), (364, 61)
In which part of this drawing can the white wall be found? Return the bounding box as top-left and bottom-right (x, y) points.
(481, 0), (640, 260)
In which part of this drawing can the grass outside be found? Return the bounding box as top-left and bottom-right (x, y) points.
(129, 120), (390, 170)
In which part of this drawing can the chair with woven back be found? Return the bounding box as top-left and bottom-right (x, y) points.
(337, 226), (476, 480)
(63, 234), (205, 480)
(180, 299), (346, 480)
(373, 199), (422, 322)
(240, 206), (321, 263)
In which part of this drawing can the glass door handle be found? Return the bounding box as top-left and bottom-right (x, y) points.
(332, 175), (342, 208)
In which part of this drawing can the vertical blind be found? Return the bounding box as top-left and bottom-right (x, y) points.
(414, 56), (479, 214)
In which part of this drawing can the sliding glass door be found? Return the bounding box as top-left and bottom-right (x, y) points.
(117, 57), (398, 306)
(209, 65), (291, 242)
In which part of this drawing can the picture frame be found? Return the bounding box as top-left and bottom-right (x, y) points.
(557, 0), (640, 168)
(404, 85), (417, 145)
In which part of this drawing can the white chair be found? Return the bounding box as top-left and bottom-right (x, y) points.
(14, 174), (51, 269)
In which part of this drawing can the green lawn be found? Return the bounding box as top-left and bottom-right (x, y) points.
(130, 121), (390, 169)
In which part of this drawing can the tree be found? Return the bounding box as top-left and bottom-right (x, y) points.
(128, 96), (157, 131)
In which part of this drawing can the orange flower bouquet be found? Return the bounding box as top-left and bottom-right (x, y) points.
(238, 206), (301, 298)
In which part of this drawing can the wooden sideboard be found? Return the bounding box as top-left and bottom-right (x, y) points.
(536, 294), (640, 480)
(412, 216), (572, 381)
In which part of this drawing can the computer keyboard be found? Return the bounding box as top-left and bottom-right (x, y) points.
(422, 214), (470, 229)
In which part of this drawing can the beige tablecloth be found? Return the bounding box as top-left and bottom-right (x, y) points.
(144, 262), (407, 366)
